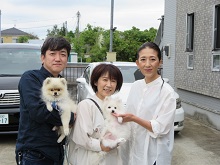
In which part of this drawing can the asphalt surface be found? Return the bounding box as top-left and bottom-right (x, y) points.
(1, 116), (220, 165)
(172, 116), (220, 165)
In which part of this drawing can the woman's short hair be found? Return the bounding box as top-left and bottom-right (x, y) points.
(90, 63), (123, 93)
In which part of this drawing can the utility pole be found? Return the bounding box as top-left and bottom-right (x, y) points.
(64, 21), (67, 36)
(106, 0), (116, 62)
(0, 10), (1, 43)
(109, 0), (114, 52)
(76, 11), (81, 62)
(76, 11), (80, 38)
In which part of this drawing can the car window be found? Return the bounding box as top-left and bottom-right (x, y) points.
(83, 66), (91, 84)
(0, 48), (41, 75)
(134, 69), (145, 80)
(117, 65), (144, 83)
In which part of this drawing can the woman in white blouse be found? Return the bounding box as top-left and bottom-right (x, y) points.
(68, 63), (123, 165)
(115, 42), (176, 165)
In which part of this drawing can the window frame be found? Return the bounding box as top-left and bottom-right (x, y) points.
(187, 53), (194, 69)
(212, 53), (220, 71)
(12, 37), (18, 43)
(213, 4), (220, 50)
(186, 13), (194, 52)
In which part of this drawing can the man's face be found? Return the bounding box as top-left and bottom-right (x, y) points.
(41, 48), (68, 77)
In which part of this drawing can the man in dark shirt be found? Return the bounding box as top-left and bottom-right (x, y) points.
(15, 37), (74, 165)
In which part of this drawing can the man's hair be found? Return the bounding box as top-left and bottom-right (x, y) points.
(41, 37), (71, 56)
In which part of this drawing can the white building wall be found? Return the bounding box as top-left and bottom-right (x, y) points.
(162, 0), (177, 88)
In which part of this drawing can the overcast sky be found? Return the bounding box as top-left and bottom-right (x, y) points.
(0, 0), (164, 39)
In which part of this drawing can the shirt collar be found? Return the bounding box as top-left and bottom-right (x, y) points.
(40, 66), (62, 78)
(92, 94), (105, 106)
(143, 76), (162, 87)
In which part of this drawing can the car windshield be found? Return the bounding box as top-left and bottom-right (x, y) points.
(0, 48), (42, 75)
(117, 65), (144, 83)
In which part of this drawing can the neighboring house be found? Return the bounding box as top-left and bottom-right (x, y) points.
(28, 39), (44, 45)
(1, 27), (29, 43)
(155, 0), (220, 130)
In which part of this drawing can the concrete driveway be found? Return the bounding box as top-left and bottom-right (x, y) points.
(172, 116), (220, 165)
(1, 116), (220, 165)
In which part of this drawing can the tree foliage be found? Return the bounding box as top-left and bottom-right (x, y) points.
(46, 24), (158, 62)
(18, 34), (39, 43)
(47, 24), (67, 37)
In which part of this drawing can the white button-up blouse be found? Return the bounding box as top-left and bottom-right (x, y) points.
(68, 95), (122, 165)
(123, 77), (176, 165)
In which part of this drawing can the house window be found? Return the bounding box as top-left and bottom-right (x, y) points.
(214, 4), (220, 50)
(186, 13), (194, 52)
(212, 54), (220, 71)
(1, 38), (3, 43)
(12, 37), (18, 43)
(187, 54), (194, 69)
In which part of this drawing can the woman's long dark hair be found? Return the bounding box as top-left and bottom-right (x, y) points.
(137, 42), (162, 61)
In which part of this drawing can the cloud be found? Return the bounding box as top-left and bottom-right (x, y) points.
(0, 0), (164, 39)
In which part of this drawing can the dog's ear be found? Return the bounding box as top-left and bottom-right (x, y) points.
(60, 78), (67, 85)
(44, 77), (51, 84)
(115, 97), (122, 105)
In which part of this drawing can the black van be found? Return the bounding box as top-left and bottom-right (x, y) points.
(0, 43), (42, 134)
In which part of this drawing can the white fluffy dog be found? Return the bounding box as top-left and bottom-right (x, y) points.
(100, 96), (131, 149)
(41, 77), (76, 143)
(91, 97), (131, 165)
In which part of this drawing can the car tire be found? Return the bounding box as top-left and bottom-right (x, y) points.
(76, 87), (80, 103)
(174, 131), (180, 135)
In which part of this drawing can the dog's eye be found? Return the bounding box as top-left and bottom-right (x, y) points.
(51, 89), (54, 91)
(114, 107), (117, 109)
(108, 106), (111, 109)
(57, 89), (60, 91)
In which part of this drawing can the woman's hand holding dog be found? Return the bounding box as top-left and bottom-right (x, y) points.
(112, 113), (135, 122)
(100, 142), (114, 152)
(113, 113), (153, 132)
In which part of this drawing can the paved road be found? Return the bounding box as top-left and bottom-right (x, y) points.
(172, 117), (220, 165)
(1, 117), (220, 165)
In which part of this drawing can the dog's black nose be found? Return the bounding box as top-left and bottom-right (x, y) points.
(54, 92), (57, 96)
(112, 110), (115, 113)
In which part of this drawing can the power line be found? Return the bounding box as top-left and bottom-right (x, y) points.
(18, 22), (63, 29)
(3, 16), (76, 24)
(2, 16), (77, 30)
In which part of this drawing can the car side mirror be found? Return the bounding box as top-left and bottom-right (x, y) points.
(76, 77), (87, 84)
